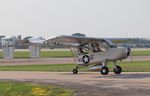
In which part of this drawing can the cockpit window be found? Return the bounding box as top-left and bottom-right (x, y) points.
(78, 44), (90, 54)
(91, 42), (101, 52)
(77, 41), (110, 55)
(99, 42), (109, 52)
(91, 41), (109, 53)
(110, 45), (117, 48)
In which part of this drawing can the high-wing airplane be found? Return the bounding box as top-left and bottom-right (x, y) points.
(45, 35), (131, 75)
(0, 36), (45, 58)
(16, 36), (45, 58)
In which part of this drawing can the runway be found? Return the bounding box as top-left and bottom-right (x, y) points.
(0, 56), (150, 66)
(0, 71), (150, 96)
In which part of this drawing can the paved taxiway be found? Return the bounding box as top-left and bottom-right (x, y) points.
(0, 71), (150, 96)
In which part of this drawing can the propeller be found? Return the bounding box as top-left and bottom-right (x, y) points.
(126, 46), (133, 63)
(121, 45), (133, 62)
(127, 47), (131, 56)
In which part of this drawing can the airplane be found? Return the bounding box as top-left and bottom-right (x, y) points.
(44, 35), (131, 75)
(0, 36), (45, 58)
(16, 36), (45, 58)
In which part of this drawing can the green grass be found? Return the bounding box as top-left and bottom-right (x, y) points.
(0, 50), (150, 58)
(0, 51), (72, 58)
(109, 61), (150, 72)
(131, 50), (150, 56)
(0, 61), (150, 72)
(44, 50), (150, 57)
(0, 64), (75, 71)
(40, 51), (72, 58)
(0, 81), (73, 96)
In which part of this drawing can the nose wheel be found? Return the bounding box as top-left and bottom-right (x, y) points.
(100, 66), (109, 75)
(113, 65), (122, 74)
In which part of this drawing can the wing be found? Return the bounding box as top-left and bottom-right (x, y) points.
(44, 35), (108, 47)
(16, 39), (29, 45)
(106, 38), (130, 43)
(16, 37), (45, 46)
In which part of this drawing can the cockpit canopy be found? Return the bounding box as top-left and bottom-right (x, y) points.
(77, 40), (112, 55)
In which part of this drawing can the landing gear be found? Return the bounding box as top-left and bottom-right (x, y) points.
(99, 60), (122, 75)
(72, 66), (79, 74)
(113, 65), (122, 74)
(113, 61), (122, 74)
(100, 60), (109, 75)
(72, 68), (78, 74)
(100, 66), (109, 75)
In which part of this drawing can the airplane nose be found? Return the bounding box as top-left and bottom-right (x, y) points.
(127, 47), (131, 56)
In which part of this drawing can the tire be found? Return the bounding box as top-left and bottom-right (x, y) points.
(72, 69), (78, 74)
(113, 66), (122, 74)
(100, 66), (109, 75)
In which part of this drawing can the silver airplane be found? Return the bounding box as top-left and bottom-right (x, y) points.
(45, 35), (131, 75)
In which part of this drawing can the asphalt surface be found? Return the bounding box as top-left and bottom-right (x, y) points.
(0, 71), (150, 96)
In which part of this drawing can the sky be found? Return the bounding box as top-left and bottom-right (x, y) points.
(0, 0), (150, 39)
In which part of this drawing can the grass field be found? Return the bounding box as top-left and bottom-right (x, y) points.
(0, 61), (150, 72)
(131, 50), (150, 56)
(0, 81), (73, 96)
(0, 50), (150, 58)
(0, 51), (72, 58)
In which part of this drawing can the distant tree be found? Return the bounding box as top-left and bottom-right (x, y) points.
(72, 33), (86, 37)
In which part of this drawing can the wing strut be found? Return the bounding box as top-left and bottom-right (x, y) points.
(70, 47), (79, 64)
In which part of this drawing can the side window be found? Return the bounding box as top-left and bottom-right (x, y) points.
(99, 42), (109, 51)
(78, 44), (90, 55)
(91, 41), (109, 53)
(91, 42), (101, 53)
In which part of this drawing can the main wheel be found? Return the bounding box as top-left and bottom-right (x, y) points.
(113, 66), (122, 74)
(100, 66), (109, 75)
(72, 68), (78, 74)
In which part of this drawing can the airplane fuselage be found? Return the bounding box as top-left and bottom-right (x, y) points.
(76, 47), (129, 65)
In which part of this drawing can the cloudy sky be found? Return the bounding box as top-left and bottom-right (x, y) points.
(0, 0), (150, 38)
